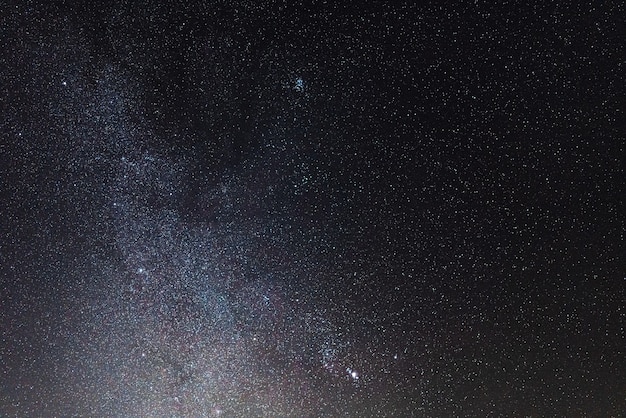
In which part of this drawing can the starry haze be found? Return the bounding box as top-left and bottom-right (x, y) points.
(1, 1), (624, 417)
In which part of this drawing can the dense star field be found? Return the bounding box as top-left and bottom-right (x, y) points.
(1, 1), (624, 416)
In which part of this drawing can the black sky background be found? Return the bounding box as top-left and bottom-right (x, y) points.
(1, 1), (624, 416)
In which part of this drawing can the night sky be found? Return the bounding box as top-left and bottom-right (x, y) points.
(1, 1), (624, 417)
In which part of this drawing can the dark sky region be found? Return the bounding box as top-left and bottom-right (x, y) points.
(0, 1), (624, 416)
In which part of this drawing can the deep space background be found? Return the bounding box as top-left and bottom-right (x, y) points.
(1, 1), (624, 416)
